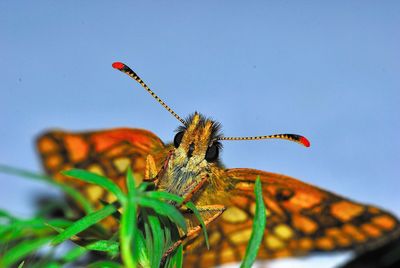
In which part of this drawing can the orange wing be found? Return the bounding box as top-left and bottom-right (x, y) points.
(36, 128), (166, 203)
(184, 168), (400, 267)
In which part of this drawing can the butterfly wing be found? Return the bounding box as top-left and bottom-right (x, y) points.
(184, 168), (400, 267)
(37, 128), (166, 202)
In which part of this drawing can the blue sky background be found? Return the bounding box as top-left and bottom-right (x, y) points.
(1, 1), (399, 267)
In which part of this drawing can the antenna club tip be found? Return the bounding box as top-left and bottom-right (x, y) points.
(112, 62), (125, 70)
(300, 136), (311, 147)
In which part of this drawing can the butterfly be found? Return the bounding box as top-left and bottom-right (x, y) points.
(36, 62), (400, 267)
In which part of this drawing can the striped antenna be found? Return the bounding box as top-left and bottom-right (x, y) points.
(112, 62), (186, 125)
(218, 134), (310, 147)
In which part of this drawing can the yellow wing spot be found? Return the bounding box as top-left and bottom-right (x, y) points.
(105, 192), (117, 203)
(342, 224), (366, 242)
(208, 232), (221, 246)
(88, 164), (105, 176)
(331, 201), (364, 222)
(222, 207), (248, 223)
(235, 182), (254, 191)
(85, 185), (104, 202)
(38, 137), (57, 153)
(45, 155), (63, 169)
(292, 215), (318, 234)
(113, 157), (131, 173)
(249, 203), (256, 215)
(230, 229), (253, 245)
(298, 238), (313, 250)
(361, 223), (382, 237)
(220, 247), (235, 262)
(274, 224), (294, 240)
(372, 215), (396, 230)
(265, 234), (285, 250)
(265, 208), (271, 217)
(200, 251), (215, 265)
(316, 237), (335, 250)
(133, 172), (144, 186)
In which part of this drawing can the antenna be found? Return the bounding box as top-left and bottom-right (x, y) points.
(112, 62), (310, 148)
(218, 134), (310, 147)
(112, 62), (186, 125)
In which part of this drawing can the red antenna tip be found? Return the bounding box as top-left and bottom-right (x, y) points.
(300, 136), (311, 147)
(112, 62), (125, 70)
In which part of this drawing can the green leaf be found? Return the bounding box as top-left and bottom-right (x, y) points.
(62, 169), (126, 204)
(137, 197), (187, 233)
(61, 246), (87, 262)
(135, 231), (150, 267)
(45, 219), (74, 229)
(147, 213), (164, 268)
(240, 176), (266, 268)
(120, 168), (138, 268)
(0, 165), (94, 214)
(86, 240), (119, 256)
(137, 182), (152, 192)
(42, 263), (61, 268)
(143, 211), (154, 263)
(175, 244), (183, 268)
(87, 261), (123, 268)
(145, 191), (184, 205)
(165, 244), (183, 268)
(1, 217), (61, 243)
(125, 166), (136, 193)
(158, 216), (174, 252)
(52, 204), (117, 245)
(0, 236), (54, 267)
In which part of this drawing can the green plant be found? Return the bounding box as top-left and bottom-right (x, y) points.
(0, 164), (266, 267)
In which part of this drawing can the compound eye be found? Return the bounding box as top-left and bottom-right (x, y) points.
(205, 143), (219, 162)
(173, 131), (185, 148)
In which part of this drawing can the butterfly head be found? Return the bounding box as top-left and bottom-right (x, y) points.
(173, 112), (222, 164)
(157, 112), (224, 196)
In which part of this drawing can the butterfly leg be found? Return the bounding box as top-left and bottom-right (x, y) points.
(161, 204), (226, 264)
(180, 175), (209, 204)
(149, 150), (174, 187)
(181, 204), (226, 239)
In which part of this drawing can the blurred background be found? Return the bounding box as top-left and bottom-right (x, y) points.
(1, 1), (399, 267)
